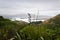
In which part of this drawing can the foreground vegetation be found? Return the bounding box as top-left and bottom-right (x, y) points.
(0, 14), (60, 40)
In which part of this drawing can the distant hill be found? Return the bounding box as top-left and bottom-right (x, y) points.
(45, 14), (60, 24)
(42, 14), (60, 29)
(0, 16), (11, 21)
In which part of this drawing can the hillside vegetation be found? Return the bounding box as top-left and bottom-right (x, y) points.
(0, 14), (60, 40)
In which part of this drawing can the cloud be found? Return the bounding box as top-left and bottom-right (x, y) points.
(0, 0), (60, 18)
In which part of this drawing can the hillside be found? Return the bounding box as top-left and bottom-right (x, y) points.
(19, 14), (60, 40)
(0, 16), (27, 40)
(43, 14), (60, 29)
(0, 14), (60, 40)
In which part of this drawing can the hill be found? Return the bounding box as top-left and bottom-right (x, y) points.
(42, 14), (60, 29)
(18, 14), (60, 40)
(0, 16), (27, 40)
(0, 14), (60, 40)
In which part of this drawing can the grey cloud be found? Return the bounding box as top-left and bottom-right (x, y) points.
(0, 0), (60, 18)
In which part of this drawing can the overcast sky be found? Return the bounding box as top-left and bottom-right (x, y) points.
(0, 0), (60, 18)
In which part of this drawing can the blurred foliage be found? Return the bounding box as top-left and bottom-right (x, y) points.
(0, 14), (60, 40)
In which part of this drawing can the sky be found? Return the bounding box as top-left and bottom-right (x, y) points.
(0, 0), (60, 18)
